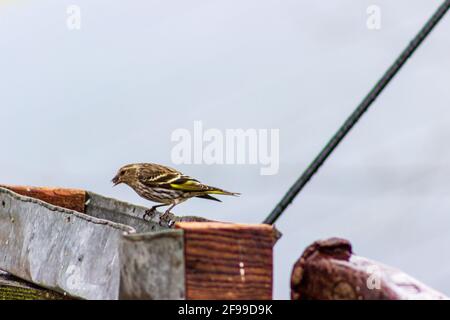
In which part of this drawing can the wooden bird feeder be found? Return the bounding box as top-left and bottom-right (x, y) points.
(0, 185), (276, 300)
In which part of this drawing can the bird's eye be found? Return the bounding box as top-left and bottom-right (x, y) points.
(120, 171), (125, 176)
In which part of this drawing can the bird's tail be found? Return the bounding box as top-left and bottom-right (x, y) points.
(196, 194), (222, 202)
(207, 187), (240, 197)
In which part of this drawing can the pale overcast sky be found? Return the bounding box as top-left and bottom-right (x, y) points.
(1, 0), (449, 299)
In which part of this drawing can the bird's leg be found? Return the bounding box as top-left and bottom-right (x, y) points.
(143, 204), (168, 221)
(160, 203), (177, 222)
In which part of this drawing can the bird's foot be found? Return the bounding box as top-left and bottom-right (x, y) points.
(143, 207), (158, 222)
(159, 210), (175, 228)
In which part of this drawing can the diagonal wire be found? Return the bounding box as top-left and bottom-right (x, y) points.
(264, 0), (450, 225)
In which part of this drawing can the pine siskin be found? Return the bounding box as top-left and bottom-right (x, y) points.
(112, 163), (240, 220)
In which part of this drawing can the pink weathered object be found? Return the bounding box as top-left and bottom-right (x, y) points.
(291, 238), (448, 300)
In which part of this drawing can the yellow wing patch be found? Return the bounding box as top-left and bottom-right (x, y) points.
(170, 180), (205, 191)
(170, 180), (232, 195)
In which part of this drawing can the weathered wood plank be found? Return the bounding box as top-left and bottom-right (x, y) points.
(0, 185), (86, 213)
(176, 222), (273, 300)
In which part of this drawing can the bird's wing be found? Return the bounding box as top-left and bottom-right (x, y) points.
(169, 177), (213, 192)
(137, 163), (238, 195)
(169, 177), (238, 195)
(138, 164), (203, 190)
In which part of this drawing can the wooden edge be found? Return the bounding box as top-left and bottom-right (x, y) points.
(176, 221), (274, 300)
(0, 185), (86, 213)
(175, 221), (274, 231)
(175, 222), (279, 246)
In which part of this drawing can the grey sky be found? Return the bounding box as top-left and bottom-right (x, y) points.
(1, 0), (449, 299)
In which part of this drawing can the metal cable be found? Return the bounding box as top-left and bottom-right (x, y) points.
(264, 0), (450, 225)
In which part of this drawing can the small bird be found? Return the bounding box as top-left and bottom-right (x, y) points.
(112, 163), (240, 220)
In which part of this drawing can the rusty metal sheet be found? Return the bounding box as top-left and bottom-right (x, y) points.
(84, 192), (210, 231)
(119, 230), (185, 300)
(0, 187), (134, 300)
(84, 192), (165, 233)
(84, 189), (263, 231)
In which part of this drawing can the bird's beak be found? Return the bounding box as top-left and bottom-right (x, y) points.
(111, 175), (120, 187)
